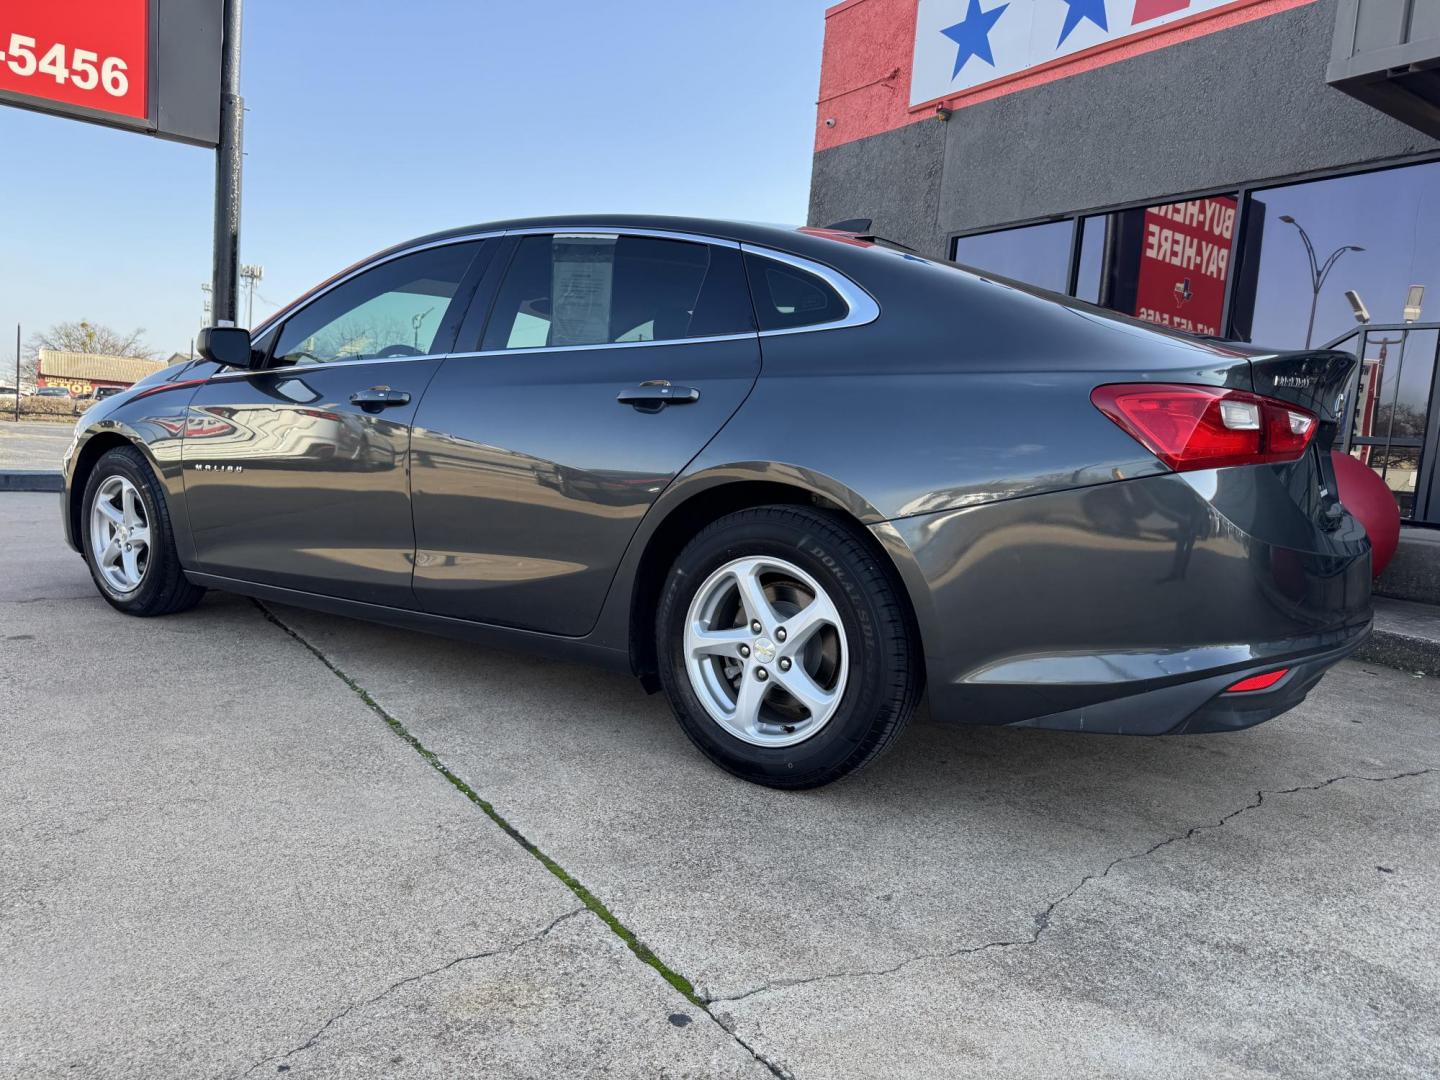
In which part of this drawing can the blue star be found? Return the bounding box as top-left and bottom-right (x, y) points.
(1056, 0), (1108, 47)
(941, 0), (1010, 78)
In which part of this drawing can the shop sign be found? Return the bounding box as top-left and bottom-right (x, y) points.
(912, 0), (1286, 107)
(0, 0), (222, 147)
(1131, 195), (1235, 336)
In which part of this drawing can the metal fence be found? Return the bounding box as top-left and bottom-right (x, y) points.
(1325, 322), (1440, 526)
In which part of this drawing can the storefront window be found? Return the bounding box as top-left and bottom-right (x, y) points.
(1074, 195), (1238, 337)
(1073, 216), (1106, 304)
(1241, 163), (1440, 348)
(952, 221), (1073, 293)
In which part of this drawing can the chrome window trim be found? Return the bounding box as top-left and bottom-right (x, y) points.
(506, 225), (742, 249)
(207, 352), (443, 382)
(239, 226), (880, 370)
(739, 244), (882, 336)
(447, 331), (757, 361)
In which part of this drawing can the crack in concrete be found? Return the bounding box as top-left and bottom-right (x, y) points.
(4, 594), (103, 604)
(711, 1012), (793, 1080)
(237, 907), (586, 1077)
(252, 601), (793, 1080)
(705, 767), (1437, 1008)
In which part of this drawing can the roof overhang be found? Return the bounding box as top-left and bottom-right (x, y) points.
(1328, 0), (1440, 138)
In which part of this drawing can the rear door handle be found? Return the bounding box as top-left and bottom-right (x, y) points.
(616, 384), (700, 411)
(350, 387), (411, 410)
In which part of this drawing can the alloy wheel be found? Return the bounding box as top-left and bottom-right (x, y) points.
(89, 475), (151, 595)
(683, 555), (849, 748)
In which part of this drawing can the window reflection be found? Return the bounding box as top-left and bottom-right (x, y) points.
(1075, 196), (1238, 337)
(1348, 328), (1436, 521)
(952, 221), (1073, 293)
(1242, 163), (1440, 348)
(1352, 445), (1422, 519)
(1073, 215), (1106, 304)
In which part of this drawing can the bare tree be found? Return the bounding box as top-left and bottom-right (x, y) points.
(21, 320), (155, 383)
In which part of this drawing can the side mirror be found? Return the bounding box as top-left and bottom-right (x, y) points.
(197, 326), (258, 369)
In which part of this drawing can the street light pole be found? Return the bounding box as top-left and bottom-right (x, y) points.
(1278, 215), (1364, 348)
(239, 264), (265, 328)
(210, 0), (244, 326)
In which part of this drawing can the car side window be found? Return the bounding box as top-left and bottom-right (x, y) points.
(481, 235), (754, 351)
(272, 242), (480, 366)
(743, 253), (850, 332)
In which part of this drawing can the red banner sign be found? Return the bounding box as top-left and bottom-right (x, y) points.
(1132, 196), (1236, 337)
(0, 0), (149, 124)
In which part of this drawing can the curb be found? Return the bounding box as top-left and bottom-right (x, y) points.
(0, 471), (63, 493)
(1356, 597), (1440, 678)
(1357, 628), (1440, 679)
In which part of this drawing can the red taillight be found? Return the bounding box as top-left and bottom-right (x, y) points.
(1224, 669), (1290, 694)
(1091, 383), (1317, 472)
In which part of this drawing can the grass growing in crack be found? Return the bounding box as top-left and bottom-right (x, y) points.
(253, 601), (702, 1007)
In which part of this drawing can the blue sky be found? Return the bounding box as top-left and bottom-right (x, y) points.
(0, 1), (832, 358)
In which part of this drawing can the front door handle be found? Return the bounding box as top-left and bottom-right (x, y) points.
(350, 387), (411, 411)
(617, 383), (700, 412)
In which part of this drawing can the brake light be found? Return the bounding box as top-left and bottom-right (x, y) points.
(1224, 669), (1290, 694)
(1091, 384), (1317, 472)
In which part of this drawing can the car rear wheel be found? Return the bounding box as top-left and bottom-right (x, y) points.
(656, 505), (920, 789)
(82, 446), (205, 616)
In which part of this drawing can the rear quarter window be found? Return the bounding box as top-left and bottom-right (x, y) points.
(744, 253), (849, 332)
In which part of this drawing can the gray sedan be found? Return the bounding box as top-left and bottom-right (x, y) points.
(60, 216), (1371, 787)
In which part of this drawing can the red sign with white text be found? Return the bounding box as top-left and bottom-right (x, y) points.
(1132, 196), (1236, 337)
(0, 0), (148, 124)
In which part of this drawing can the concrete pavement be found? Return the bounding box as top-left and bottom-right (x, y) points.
(1, 491), (1436, 1078)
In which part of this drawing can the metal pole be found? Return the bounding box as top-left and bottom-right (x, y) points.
(13, 324), (19, 423)
(1305, 289), (1319, 349)
(210, 0), (244, 326)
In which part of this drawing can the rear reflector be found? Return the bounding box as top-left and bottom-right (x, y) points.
(1224, 669), (1290, 694)
(1091, 383), (1318, 472)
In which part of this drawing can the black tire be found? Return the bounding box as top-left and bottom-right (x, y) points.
(656, 505), (921, 789)
(81, 445), (206, 617)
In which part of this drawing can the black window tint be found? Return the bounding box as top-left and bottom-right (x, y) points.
(743, 253), (848, 331)
(483, 235), (752, 351)
(251, 325), (278, 362)
(273, 242), (479, 365)
(676, 245), (755, 337)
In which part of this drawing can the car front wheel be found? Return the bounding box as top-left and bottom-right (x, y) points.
(656, 505), (920, 789)
(82, 445), (205, 616)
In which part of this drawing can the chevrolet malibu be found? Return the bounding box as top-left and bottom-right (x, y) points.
(62, 216), (1372, 788)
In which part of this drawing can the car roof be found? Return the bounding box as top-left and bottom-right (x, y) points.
(365, 215), (881, 270)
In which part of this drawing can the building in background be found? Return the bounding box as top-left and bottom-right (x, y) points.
(36, 351), (167, 398)
(809, 0), (1440, 527)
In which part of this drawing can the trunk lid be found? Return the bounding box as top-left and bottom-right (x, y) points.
(1247, 349), (1357, 440)
(1246, 348), (1360, 532)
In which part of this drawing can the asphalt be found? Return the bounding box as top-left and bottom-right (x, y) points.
(1, 491), (1436, 1079)
(0, 419), (73, 472)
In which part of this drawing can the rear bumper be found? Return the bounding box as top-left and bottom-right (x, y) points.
(1006, 626), (1369, 735)
(876, 467), (1373, 736)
